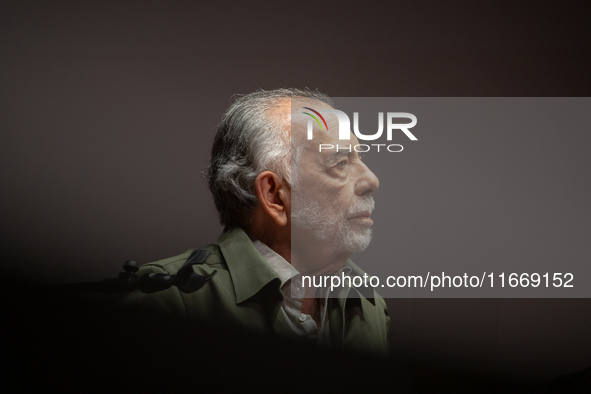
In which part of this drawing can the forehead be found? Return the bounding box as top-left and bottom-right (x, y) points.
(290, 98), (347, 146)
(291, 98), (359, 155)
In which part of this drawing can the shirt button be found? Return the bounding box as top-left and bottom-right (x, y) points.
(298, 314), (307, 322)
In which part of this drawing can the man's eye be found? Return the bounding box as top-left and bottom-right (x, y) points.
(336, 160), (348, 168)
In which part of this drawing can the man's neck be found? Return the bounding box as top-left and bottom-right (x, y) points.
(290, 241), (350, 276)
(251, 231), (349, 277)
(248, 217), (350, 276)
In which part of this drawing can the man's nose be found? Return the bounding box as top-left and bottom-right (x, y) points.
(355, 161), (379, 196)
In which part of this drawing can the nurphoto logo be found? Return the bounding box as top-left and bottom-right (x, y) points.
(302, 108), (418, 153)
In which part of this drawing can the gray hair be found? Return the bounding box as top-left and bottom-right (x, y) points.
(206, 88), (333, 229)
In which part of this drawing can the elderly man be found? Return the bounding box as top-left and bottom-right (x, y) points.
(122, 88), (389, 357)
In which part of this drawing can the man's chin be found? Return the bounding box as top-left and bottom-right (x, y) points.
(338, 228), (373, 253)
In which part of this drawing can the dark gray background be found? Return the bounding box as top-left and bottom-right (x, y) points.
(1, 1), (590, 390)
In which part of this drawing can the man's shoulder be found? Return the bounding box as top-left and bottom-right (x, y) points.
(139, 244), (226, 275)
(117, 241), (238, 323)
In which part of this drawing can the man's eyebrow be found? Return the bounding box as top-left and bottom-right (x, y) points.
(323, 149), (351, 163)
(332, 150), (351, 158)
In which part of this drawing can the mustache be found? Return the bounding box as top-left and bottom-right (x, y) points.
(346, 196), (375, 216)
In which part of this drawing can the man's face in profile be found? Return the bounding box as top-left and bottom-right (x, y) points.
(291, 100), (380, 254)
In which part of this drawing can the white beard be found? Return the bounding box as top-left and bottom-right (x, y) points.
(291, 192), (375, 253)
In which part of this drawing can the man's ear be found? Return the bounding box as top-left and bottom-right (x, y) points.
(255, 171), (289, 227)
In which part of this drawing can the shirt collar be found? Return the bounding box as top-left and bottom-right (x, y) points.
(218, 227), (280, 304)
(218, 227), (376, 306)
(341, 260), (377, 305)
(252, 240), (295, 287)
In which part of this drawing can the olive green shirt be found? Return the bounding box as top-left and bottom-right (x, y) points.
(120, 227), (390, 358)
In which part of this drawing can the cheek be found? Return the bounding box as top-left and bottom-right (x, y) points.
(315, 184), (347, 204)
(318, 175), (351, 194)
(298, 171), (353, 203)
(326, 185), (356, 213)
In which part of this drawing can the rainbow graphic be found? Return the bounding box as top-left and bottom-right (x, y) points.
(302, 107), (328, 131)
